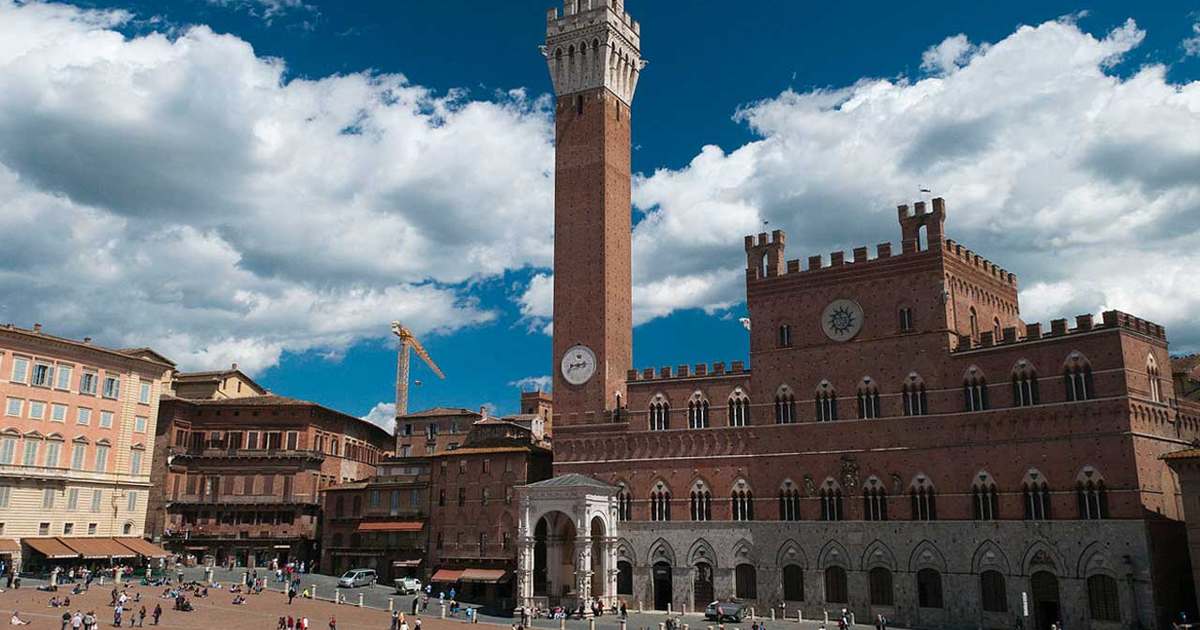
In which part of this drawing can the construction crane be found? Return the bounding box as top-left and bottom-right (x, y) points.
(391, 321), (445, 417)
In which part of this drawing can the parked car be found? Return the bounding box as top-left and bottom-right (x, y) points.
(394, 577), (422, 594)
(337, 569), (377, 588)
(704, 601), (745, 622)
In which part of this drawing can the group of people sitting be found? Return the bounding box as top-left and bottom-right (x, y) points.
(46, 595), (73, 608)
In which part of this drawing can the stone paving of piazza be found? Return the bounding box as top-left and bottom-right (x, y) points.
(0, 568), (876, 630)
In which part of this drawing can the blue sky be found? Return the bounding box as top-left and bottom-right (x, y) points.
(0, 1), (1197, 428)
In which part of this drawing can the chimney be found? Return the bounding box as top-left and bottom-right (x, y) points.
(32, 323), (42, 333)
(231, 362), (239, 371)
(479, 405), (489, 419)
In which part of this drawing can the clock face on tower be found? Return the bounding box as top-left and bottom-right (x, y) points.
(560, 344), (597, 386)
(821, 299), (865, 342)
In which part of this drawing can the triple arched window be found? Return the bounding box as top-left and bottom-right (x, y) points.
(689, 481), (712, 522)
(727, 389), (750, 427)
(815, 381), (838, 422)
(910, 476), (937, 521)
(649, 395), (670, 431)
(819, 481), (843, 521)
(1022, 470), (1051, 520)
(687, 393), (710, 429)
(774, 386), (796, 424)
(1147, 354), (1162, 403)
(1064, 352), (1095, 401)
(963, 367), (989, 411)
(862, 477), (888, 521)
(650, 482), (671, 521)
(1076, 467), (1108, 519)
(971, 472), (999, 521)
(902, 374), (928, 416)
(731, 481), (754, 521)
(1011, 360), (1039, 406)
(857, 378), (880, 419)
(778, 481), (801, 521)
(616, 485), (632, 521)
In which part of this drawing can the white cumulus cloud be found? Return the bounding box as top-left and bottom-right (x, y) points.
(625, 17), (1200, 351)
(361, 402), (397, 435)
(0, 0), (555, 373)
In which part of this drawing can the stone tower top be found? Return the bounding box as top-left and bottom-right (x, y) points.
(544, 0), (645, 105)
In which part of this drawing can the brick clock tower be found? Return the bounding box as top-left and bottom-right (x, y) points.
(545, 1), (644, 424)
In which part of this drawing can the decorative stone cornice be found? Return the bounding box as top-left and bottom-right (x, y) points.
(543, 0), (645, 105)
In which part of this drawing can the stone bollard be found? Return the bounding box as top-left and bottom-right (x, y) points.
(771, 610), (776, 621)
(659, 624), (665, 630)
(849, 613), (854, 626)
(590, 618), (596, 630)
(683, 625), (689, 630)
(621, 621), (627, 630)
(99, 576), (105, 586)
(560, 618), (566, 630)
(441, 604), (447, 619)
(359, 593), (364, 608)
(668, 603), (672, 614)
(639, 601), (643, 614)
(797, 611), (802, 623)
(823, 611), (828, 625)
(312, 585), (318, 601)
(389, 598), (394, 612)
(751, 607), (756, 621)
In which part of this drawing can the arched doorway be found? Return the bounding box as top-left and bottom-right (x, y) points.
(590, 516), (606, 597)
(1031, 571), (1060, 630)
(653, 561), (673, 611)
(617, 560), (633, 596)
(532, 511), (577, 603)
(694, 562), (714, 610)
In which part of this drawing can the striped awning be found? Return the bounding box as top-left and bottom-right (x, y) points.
(430, 568), (463, 582)
(115, 537), (170, 558)
(24, 538), (79, 559)
(460, 569), (507, 583)
(356, 521), (423, 533)
(61, 537), (136, 559)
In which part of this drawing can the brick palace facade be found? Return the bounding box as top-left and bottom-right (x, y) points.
(519, 2), (1200, 629)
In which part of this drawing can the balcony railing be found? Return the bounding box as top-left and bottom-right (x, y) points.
(169, 494), (320, 506)
(172, 447), (325, 462)
(0, 463), (150, 485)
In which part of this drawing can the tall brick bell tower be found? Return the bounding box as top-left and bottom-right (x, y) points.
(545, 0), (643, 424)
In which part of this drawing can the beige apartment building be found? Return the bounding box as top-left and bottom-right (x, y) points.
(0, 323), (174, 571)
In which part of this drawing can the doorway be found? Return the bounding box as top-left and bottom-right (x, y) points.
(653, 562), (672, 611)
(1031, 571), (1060, 630)
(693, 562), (714, 610)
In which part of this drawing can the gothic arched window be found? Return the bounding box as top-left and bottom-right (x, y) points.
(689, 480), (712, 522)
(902, 373), (928, 416)
(1147, 354), (1162, 403)
(650, 481), (671, 522)
(815, 381), (838, 422)
(963, 367), (989, 411)
(774, 386), (795, 424)
(649, 395), (670, 431)
(1076, 467), (1108, 520)
(971, 471), (999, 520)
(1022, 470), (1051, 520)
(731, 480), (753, 521)
(1063, 352), (1095, 401)
(1011, 360), (1039, 407)
(778, 480), (801, 521)
(727, 389), (750, 427)
(856, 377), (880, 419)
(616, 483), (632, 521)
(819, 480), (843, 521)
(910, 475), (937, 521)
(862, 477), (888, 521)
(687, 392), (710, 429)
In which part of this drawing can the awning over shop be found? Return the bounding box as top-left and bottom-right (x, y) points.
(61, 537), (136, 559)
(392, 559), (422, 568)
(273, 545), (292, 549)
(430, 568), (463, 582)
(459, 569), (508, 583)
(24, 537), (79, 559)
(0, 539), (20, 553)
(356, 521), (423, 533)
(115, 537), (170, 558)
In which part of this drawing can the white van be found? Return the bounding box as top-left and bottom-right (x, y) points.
(337, 568), (377, 588)
(394, 577), (422, 594)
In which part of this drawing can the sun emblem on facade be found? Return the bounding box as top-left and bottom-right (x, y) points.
(821, 299), (864, 342)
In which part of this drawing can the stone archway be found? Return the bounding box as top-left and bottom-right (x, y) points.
(517, 474), (620, 615)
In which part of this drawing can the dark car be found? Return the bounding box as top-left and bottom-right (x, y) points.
(704, 601), (745, 622)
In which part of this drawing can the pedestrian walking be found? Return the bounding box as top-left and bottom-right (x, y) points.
(412, 596), (419, 615)
(391, 611), (399, 630)
(328, 616), (335, 630)
(288, 587), (296, 605)
(151, 605), (161, 626)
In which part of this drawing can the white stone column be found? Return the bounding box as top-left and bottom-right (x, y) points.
(518, 537), (536, 609)
(576, 534), (593, 612)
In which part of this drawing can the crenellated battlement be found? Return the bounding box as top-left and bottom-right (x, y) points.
(626, 360), (749, 382)
(544, 0), (644, 105)
(942, 238), (1016, 286)
(952, 310), (1167, 353)
(742, 198), (1018, 288)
